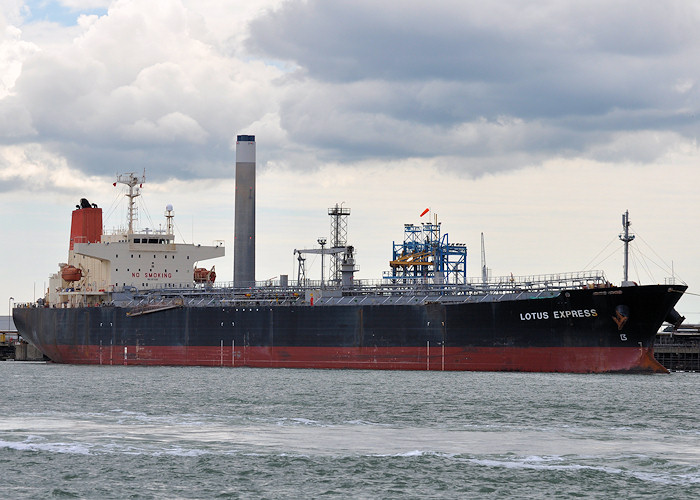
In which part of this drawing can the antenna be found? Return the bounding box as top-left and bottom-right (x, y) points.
(318, 237), (327, 289)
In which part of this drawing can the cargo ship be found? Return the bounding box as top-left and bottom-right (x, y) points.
(13, 136), (687, 372)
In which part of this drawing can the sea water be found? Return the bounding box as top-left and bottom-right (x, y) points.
(0, 363), (698, 499)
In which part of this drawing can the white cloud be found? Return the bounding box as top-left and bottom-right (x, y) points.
(0, 24), (38, 98)
(0, 0), (284, 178)
(59, 0), (111, 9)
(0, 0), (25, 26)
(674, 78), (695, 94)
(0, 142), (101, 193)
(119, 112), (208, 144)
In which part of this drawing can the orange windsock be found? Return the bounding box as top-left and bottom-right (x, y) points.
(420, 208), (429, 217)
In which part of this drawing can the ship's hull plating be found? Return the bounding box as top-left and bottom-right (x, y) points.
(14, 285), (685, 373)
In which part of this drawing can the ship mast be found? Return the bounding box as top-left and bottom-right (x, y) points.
(481, 232), (488, 285)
(115, 171), (145, 234)
(165, 204), (174, 236)
(619, 210), (635, 284)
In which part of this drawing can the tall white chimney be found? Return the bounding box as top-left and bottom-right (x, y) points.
(234, 135), (255, 287)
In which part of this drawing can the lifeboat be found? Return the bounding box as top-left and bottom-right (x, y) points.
(194, 266), (216, 283)
(61, 265), (83, 282)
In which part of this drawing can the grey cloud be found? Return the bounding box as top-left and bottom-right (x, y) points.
(249, 1), (699, 84)
(0, 95), (36, 138)
(247, 0), (700, 164)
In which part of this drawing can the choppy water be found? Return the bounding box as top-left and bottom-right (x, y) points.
(0, 363), (698, 499)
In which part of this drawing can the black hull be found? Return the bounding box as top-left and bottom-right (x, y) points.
(13, 285), (686, 372)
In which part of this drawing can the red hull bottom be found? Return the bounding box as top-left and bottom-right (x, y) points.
(48, 345), (669, 373)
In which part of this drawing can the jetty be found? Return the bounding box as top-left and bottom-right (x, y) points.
(1, 316), (46, 361)
(655, 325), (700, 372)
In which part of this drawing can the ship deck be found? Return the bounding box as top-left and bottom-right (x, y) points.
(117, 270), (610, 308)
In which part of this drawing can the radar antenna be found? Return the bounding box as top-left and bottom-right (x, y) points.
(114, 170), (146, 234)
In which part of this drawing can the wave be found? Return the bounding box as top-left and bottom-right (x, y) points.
(0, 438), (92, 455)
(465, 455), (700, 486)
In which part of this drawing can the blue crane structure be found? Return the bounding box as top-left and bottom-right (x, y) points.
(386, 220), (467, 284)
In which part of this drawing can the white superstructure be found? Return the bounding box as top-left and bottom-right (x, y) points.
(47, 173), (225, 306)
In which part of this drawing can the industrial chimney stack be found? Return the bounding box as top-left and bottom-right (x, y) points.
(234, 135), (255, 287)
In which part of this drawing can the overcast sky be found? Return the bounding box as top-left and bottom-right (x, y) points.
(1, 0), (699, 322)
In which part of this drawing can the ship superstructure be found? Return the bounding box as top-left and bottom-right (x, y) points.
(47, 171), (224, 307)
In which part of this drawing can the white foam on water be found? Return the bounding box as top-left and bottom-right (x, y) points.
(0, 438), (92, 455)
(159, 447), (211, 457)
(464, 455), (700, 486)
(374, 450), (456, 458)
(344, 419), (390, 427)
(286, 417), (320, 426)
(396, 450), (432, 457)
